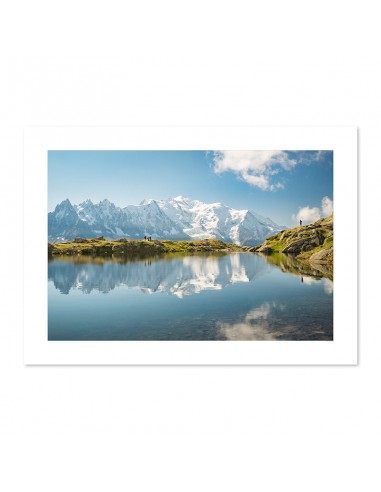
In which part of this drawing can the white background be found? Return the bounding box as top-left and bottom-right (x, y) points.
(24, 126), (357, 365)
(0, 1), (378, 491)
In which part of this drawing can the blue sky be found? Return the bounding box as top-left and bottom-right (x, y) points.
(48, 150), (333, 227)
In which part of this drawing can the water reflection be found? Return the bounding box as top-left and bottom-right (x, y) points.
(48, 253), (270, 296)
(218, 301), (332, 341)
(323, 278), (333, 294)
(258, 252), (333, 281)
(48, 252), (333, 340)
(218, 302), (288, 340)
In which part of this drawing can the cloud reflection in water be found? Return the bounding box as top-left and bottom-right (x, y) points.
(217, 302), (295, 340)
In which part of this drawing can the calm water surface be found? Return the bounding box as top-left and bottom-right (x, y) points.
(48, 252), (333, 341)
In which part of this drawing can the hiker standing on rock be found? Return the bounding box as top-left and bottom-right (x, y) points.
(299, 219), (302, 226)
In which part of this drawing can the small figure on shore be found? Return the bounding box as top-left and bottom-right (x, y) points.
(144, 235), (147, 240)
(301, 276), (304, 283)
(299, 219), (302, 226)
(149, 236), (152, 241)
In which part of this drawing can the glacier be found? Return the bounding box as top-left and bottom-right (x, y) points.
(48, 196), (285, 246)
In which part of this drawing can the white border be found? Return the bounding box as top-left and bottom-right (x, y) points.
(24, 127), (357, 365)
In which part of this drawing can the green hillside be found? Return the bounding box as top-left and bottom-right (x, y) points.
(249, 214), (333, 263)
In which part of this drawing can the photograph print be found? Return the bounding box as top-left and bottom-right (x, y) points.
(48, 150), (333, 341)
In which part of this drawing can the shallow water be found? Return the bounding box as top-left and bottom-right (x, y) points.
(48, 252), (333, 341)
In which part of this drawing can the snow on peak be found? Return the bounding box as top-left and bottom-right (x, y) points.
(49, 195), (283, 245)
(77, 199), (94, 210)
(140, 198), (157, 206)
(54, 198), (73, 212)
(99, 198), (112, 206)
(56, 198), (72, 208)
(173, 195), (190, 202)
(51, 199), (77, 222)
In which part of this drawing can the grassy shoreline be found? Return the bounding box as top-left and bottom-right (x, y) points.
(48, 237), (244, 257)
(48, 215), (333, 267)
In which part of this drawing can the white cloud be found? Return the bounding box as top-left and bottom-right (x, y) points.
(293, 206), (321, 224)
(241, 172), (270, 190)
(292, 196), (333, 225)
(321, 196), (333, 216)
(212, 150), (297, 190)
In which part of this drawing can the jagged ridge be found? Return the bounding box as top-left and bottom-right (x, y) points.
(48, 196), (285, 246)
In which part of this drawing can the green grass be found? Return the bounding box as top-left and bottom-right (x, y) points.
(48, 238), (243, 257)
(256, 215), (333, 263)
(298, 234), (333, 260)
(161, 239), (241, 253)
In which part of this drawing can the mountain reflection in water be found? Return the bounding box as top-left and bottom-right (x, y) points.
(48, 253), (270, 297)
(48, 252), (333, 341)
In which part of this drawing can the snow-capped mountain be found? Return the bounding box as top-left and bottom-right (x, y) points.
(48, 196), (285, 245)
(156, 196), (283, 245)
(124, 199), (186, 240)
(48, 199), (94, 242)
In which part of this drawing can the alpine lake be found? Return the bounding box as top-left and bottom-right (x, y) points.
(48, 250), (333, 341)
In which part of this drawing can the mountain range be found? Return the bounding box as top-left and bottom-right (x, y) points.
(48, 196), (285, 246)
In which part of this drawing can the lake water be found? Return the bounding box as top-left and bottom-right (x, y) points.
(48, 252), (333, 341)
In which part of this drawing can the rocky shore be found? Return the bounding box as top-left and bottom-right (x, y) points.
(246, 214), (333, 264)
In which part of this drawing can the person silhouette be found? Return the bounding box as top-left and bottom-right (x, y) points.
(299, 219), (302, 226)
